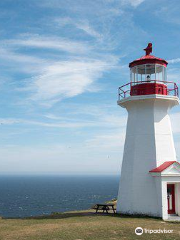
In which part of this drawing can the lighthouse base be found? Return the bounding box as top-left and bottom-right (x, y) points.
(116, 176), (163, 218)
(117, 162), (180, 220)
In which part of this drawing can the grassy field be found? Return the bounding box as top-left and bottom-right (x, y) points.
(0, 211), (180, 240)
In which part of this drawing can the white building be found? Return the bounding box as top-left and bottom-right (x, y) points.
(116, 43), (180, 220)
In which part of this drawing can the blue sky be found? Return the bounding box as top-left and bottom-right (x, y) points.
(1, 0), (180, 175)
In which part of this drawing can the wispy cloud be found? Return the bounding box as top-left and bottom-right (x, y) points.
(86, 131), (125, 149)
(29, 57), (118, 105)
(0, 0), (146, 109)
(0, 117), (97, 128)
(55, 17), (102, 39)
(40, 0), (123, 16)
(0, 105), (126, 129)
(4, 34), (91, 54)
(40, 0), (145, 11)
(75, 22), (102, 39)
(154, 3), (180, 26)
(167, 67), (180, 84)
(168, 58), (180, 64)
(0, 47), (49, 74)
(0, 33), (119, 106)
(121, 0), (145, 7)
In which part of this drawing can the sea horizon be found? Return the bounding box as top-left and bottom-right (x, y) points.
(0, 175), (119, 218)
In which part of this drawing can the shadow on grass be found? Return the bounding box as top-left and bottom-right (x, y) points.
(7, 211), (116, 220)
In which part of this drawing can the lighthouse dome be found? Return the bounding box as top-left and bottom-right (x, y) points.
(129, 54), (168, 68)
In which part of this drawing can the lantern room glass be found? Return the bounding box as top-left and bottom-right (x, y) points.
(130, 64), (167, 84)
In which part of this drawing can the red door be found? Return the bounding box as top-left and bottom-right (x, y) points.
(167, 184), (175, 214)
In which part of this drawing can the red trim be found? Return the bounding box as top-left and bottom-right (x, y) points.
(129, 55), (168, 68)
(167, 184), (175, 214)
(149, 161), (178, 173)
(131, 83), (168, 96)
(118, 80), (179, 100)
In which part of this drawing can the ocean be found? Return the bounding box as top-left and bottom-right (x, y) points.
(0, 175), (119, 218)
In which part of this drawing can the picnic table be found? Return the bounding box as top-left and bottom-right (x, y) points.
(93, 203), (116, 214)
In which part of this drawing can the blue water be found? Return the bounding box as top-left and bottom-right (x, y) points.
(0, 175), (119, 218)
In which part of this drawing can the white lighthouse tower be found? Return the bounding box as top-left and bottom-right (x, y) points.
(117, 43), (180, 220)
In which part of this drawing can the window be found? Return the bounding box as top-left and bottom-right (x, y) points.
(130, 64), (167, 83)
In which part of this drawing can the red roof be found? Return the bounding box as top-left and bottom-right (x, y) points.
(129, 54), (168, 68)
(149, 161), (180, 173)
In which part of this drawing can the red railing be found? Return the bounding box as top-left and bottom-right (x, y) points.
(118, 80), (179, 100)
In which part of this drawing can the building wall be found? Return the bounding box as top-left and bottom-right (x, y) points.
(155, 177), (163, 217)
(117, 96), (178, 217)
(161, 180), (168, 220)
(154, 100), (177, 166)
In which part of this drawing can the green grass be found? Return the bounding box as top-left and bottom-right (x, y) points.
(0, 211), (180, 240)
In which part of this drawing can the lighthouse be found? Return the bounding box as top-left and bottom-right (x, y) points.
(117, 43), (180, 220)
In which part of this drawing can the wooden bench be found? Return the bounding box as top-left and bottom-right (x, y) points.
(92, 204), (116, 214)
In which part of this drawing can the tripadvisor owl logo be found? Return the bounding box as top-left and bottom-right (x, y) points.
(135, 227), (143, 235)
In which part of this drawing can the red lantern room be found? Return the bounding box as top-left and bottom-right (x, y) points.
(118, 43), (178, 100)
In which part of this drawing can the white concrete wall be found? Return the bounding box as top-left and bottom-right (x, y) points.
(161, 181), (168, 220)
(154, 100), (177, 166)
(155, 177), (163, 217)
(117, 95), (178, 217)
